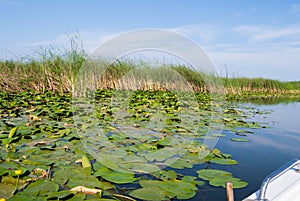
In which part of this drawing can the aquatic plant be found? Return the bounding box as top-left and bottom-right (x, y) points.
(0, 90), (271, 200)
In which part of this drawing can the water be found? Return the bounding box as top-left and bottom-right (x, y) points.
(195, 102), (300, 200)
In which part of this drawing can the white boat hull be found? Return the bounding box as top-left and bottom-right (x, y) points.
(243, 159), (300, 201)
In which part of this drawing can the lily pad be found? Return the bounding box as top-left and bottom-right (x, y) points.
(210, 158), (238, 165)
(21, 179), (59, 196)
(231, 138), (249, 142)
(0, 166), (8, 176)
(130, 163), (161, 173)
(166, 158), (193, 169)
(197, 169), (232, 180)
(176, 190), (196, 199)
(129, 187), (166, 201)
(81, 155), (92, 173)
(197, 168), (248, 189)
(209, 177), (248, 188)
(100, 171), (137, 184)
(158, 180), (197, 195)
(47, 190), (74, 199)
(211, 133), (225, 137)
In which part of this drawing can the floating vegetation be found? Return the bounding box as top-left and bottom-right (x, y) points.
(231, 138), (250, 142)
(0, 90), (271, 200)
(197, 169), (248, 189)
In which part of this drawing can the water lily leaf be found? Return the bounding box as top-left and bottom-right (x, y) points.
(47, 190), (74, 199)
(0, 133), (7, 139)
(195, 180), (205, 186)
(197, 169), (232, 181)
(231, 138), (249, 142)
(209, 177), (248, 188)
(67, 193), (86, 201)
(139, 180), (161, 188)
(143, 147), (176, 161)
(211, 148), (221, 155)
(54, 166), (109, 189)
(112, 194), (137, 201)
(157, 137), (172, 146)
(210, 158), (238, 165)
(8, 195), (47, 201)
(176, 190), (196, 199)
(222, 153), (232, 158)
(22, 179), (59, 196)
(23, 159), (49, 166)
(101, 171), (137, 184)
(160, 170), (177, 180)
(81, 155), (92, 173)
(129, 187), (165, 201)
(181, 175), (204, 186)
(94, 167), (113, 177)
(166, 158), (193, 169)
(181, 176), (197, 183)
(158, 180), (197, 195)
(0, 180), (18, 198)
(0, 166), (8, 176)
(130, 163), (161, 173)
(99, 157), (131, 173)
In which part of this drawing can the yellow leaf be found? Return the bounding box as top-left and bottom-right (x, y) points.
(81, 156), (91, 169)
(8, 127), (17, 139)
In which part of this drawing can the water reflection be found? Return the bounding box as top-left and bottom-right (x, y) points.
(197, 100), (300, 201)
(238, 96), (300, 105)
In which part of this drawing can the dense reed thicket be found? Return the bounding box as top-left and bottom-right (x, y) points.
(0, 47), (299, 95)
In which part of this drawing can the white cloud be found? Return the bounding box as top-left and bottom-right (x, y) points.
(233, 25), (300, 42)
(253, 27), (300, 41)
(79, 31), (118, 53)
(210, 49), (300, 81)
(27, 30), (119, 55)
(170, 24), (219, 44)
(233, 25), (261, 35)
(29, 34), (70, 47)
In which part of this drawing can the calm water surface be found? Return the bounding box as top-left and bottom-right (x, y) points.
(193, 101), (300, 201)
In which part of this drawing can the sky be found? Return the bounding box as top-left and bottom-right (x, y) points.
(1, 0), (300, 81)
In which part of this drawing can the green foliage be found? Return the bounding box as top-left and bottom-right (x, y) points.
(197, 169), (248, 189)
(0, 90), (276, 200)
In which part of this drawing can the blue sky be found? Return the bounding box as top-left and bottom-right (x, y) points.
(1, 0), (300, 81)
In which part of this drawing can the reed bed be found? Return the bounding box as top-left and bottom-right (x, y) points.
(0, 48), (299, 95)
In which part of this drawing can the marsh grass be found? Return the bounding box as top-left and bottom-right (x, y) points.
(0, 42), (299, 95)
(71, 59), (228, 100)
(224, 77), (300, 94)
(0, 36), (85, 94)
